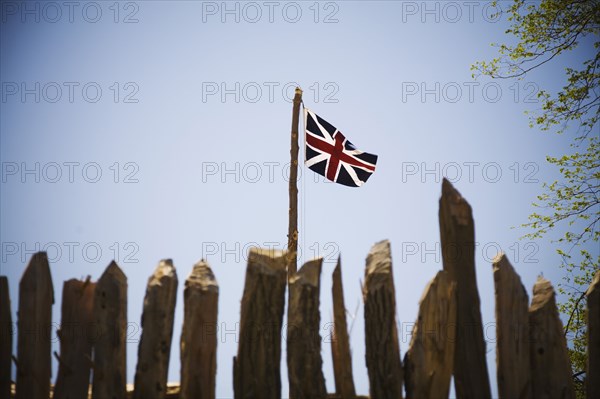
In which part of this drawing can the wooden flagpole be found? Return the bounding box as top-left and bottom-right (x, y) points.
(288, 87), (303, 280)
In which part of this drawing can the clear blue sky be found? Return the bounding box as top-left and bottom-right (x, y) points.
(1, 1), (597, 397)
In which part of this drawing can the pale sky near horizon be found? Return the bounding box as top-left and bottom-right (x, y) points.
(1, 1), (598, 397)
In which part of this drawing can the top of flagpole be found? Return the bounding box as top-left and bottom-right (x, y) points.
(295, 87), (303, 102)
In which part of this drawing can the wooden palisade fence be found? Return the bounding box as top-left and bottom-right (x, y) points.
(1, 178), (599, 399)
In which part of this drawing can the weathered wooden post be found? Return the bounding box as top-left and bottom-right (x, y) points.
(54, 277), (96, 399)
(529, 276), (575, 399)
(15, 252), (53, 399)
(92, 261), (127, 399)
(233, 248), (287, 399)
(134, 260), (178, 399)
(588, 271), (600, 399)
(287, 258), (327, 399)
(438, 178), (491, 399)
(0, 276), (11, 399)
(331, 257), (356, 399)
(287, 87), (303, 279)
(492, 253), (531, 399)
(363, 240), (403, 399)
(180, 259), (218, 399)
(404, 270), (457, 399)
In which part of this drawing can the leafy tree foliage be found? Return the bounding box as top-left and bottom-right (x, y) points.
(473, 1), (599, 395)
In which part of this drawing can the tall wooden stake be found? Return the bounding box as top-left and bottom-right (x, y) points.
(492, 253), (531, 399)
(54, 277), (96, 399)
(92, 261), (127, 399)
(331, 257), (357, 398)
(288, 87), (303, 279)
(587, 271), (600, 399)
(363, 240), (403, 399)
(439, 178), (491, 399)
(529, 277), (575, 398)
(287, 258), (327, 399)
(234, 248), (287, 399)
(134, 260), (178, 399)
(0, 276), (11, 399)
(16, 252), (54, 399)
(180, 260), (218, 399)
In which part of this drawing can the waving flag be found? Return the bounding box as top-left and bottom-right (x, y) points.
(304, 108), (378, 187)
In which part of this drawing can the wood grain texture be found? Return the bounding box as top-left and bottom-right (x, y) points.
(0, 276), (12, 399)
(15, 252), (54, 399)
(587, 271), (600, 399)
(54, 277), (96, 399)
(404, 270), (456, 399)
(287, 257), (327, 399)
(492, 253), (531, 399)
(331, 258), (356, 399)
(134, 260), (178, 399)
(363, 240), (403, 399)
(287, 87), (303, 278)
(233, 248), (287, 399)
(438, 178), (491, 399)
(529, 277), (575, 399)
(92, 261), (127, 399)
(180, 260), (218, 399)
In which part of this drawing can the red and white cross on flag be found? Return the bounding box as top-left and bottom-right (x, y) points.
(304, 108), (378, 187)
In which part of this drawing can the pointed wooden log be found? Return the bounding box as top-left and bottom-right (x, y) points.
(54, 277), (96, 399)
(15, 252), (54, 399)
(363, 240), (403, 399)
(492, 253), (532, 399)
(404, 270), (457, 399)
(438, 178), (491, 399)
(92, 261), (127, 399)
(233, 248), (287, 399)
(134, 260), (178, 399)
(586, 271), (600, 399)
(331, 258), (356, 399)
(287, 258), (327, 399)
(529, 277), (575, 399)
(0, 276), (11, 399)
(180, 260), (218, 399)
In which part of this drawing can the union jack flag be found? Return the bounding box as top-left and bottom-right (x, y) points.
(304, 108), (378, 187)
